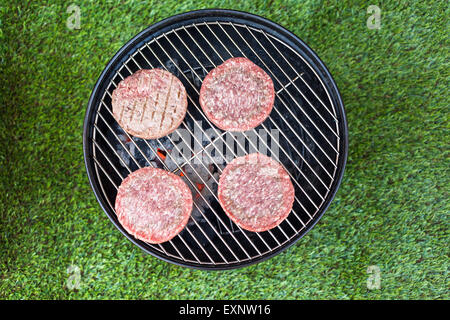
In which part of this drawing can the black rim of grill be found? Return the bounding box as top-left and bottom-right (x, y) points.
(83, 9), (348, 270)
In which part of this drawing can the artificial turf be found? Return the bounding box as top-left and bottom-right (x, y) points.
(0, 0), (448, 299)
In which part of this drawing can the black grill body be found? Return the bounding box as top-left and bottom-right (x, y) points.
(83, 9), (348, 270)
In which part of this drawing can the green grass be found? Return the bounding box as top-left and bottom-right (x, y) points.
(0, 0), (448, 299)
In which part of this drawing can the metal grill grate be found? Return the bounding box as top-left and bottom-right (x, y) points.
(83, 10), (347, 269)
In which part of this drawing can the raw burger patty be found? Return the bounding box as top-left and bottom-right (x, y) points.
(115, 167), (193, 244)
(199, 57), (275, 131)
(112, 69), (188, 139)
(218, 153), (295, 232)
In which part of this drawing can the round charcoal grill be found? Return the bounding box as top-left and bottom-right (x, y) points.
(83, 9), (348, 270)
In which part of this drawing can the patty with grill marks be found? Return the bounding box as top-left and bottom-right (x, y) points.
(112, 69), (188, 139)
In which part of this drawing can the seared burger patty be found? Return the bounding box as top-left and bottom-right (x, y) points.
(112, 69), (188, 139)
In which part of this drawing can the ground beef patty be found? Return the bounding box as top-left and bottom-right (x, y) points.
(218, 153), (295, 232)
(115, 167), (192, 243)
(199, 57), (275, 131)
(112, 69), (187, 139)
